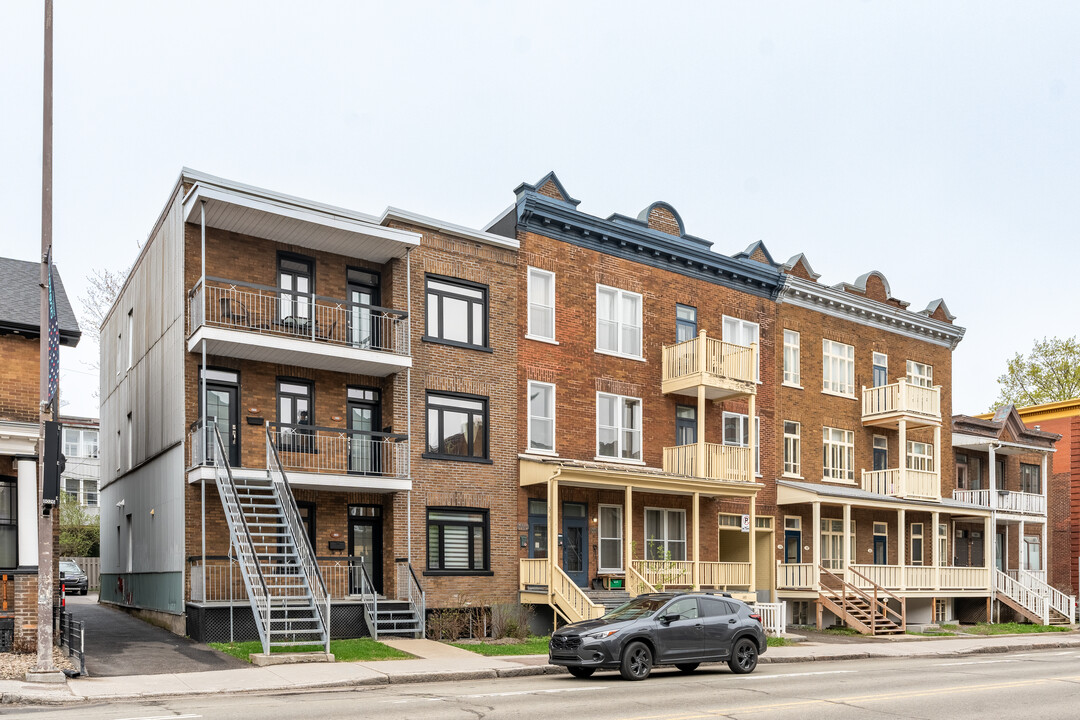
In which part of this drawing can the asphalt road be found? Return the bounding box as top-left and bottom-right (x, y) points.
(11, 647), (1080, 719)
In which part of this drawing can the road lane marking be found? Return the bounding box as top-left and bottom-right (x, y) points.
(114, 715), (203, 720)
(461, 686), (611, 698)
(934, 659), (1020, 666)
(741, 670), (858, 680)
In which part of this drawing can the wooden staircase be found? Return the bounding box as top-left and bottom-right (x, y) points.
(995, 569), (1076, 626)
(818, 565), (906, 636)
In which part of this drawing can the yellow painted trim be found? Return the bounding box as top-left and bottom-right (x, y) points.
(520, 458), (763, 498)
(975, 398), (1080, 422)
(776, 482), (992, 516)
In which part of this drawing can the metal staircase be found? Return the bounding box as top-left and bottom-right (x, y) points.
(995, 569), (1075, 626)
(207, 427), (331, 655)
(818, 565), (906, 635)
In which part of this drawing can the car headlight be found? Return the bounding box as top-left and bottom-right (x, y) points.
(584, 629), (619, 640)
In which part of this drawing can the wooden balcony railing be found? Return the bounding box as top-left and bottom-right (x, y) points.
(661, 332), (756, 390)
(631, 560), (751, 589)
(861, 380), (941, 422)
(662, 443), (752, 483)
(861, 468), (939, 501)
(777, 562), (992, 592)
(953, 489), (1046, 515)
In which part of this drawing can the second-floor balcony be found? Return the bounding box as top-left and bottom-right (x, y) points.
(662, 442), (752, 483)
(661, 331), (756, 399)
(861, 467), (940, 501)
(188, 278), (411, 376)
(953, 489), (1046, 516)
(861, 380), (941, 429)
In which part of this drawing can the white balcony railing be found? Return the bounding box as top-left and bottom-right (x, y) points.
(861, 468), (939, 500)
(861, 380), (941, 421)
(662, 332), (756, 387)
(189, 278), (409, 355)
(662, 443), (752, 483)
(953, 489), (1046, 515)
(777, 563), (991, 592)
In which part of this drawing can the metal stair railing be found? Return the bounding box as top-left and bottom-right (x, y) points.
(209, 426), (273, 655)
(995, 569), (1049, 625)
(357, 560), (379, 639)
(396, 559), (426, 638)
(266, 428), (331, 654)
(1015, 569), (1076, 622)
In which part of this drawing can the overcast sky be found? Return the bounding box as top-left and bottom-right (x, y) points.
(2, 1), (1078, 419)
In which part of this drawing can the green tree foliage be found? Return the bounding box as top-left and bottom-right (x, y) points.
(58, 493), (99, 557)
(993, 336), (1080, 410)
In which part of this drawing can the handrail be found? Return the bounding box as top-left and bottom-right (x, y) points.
(820, 564), (905, 633)
(266, 427), (331, 654)
(200, 276), (408, 317)
(1015, 568), (1075, 622)
(995, 569), (1049, 625)
(550, 562), (604, 622)
(397, 559), (426, 638)
(357, 558), (379, 639)
(265, 421), (408, 441)
(210, 426), (272, 655)
(626, 564), (657, 596)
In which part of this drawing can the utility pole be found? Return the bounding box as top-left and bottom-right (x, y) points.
(28, 0), (62, 683)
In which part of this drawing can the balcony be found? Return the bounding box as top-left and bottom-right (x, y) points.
(663, 443), (752, 483)
(953, 489), (1046, 516)
(777, 562), (990, 593)
(661, 331), (756, 399)
(861, 380), (941, 429)
(187, 278), (410, 376)
(861, 468), (940, 501)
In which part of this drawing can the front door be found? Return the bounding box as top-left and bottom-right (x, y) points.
(784, 529), (801, 564)
(995, 531), (1005, 571)
(278, 255), (313, 324)
(349, 505), (383, 595)
(205, 382), (239, 467)
(348, 268), (380, 349)
(872, 352), (888, 387)
(873, 535), (887, 565)
(562, 502), (588, 587)
(873, 437), (888, 472)
(348, 388), (381, 475)
(527, 499), (548, 559)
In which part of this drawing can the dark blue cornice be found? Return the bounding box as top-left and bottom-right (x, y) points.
(515, 192), (783, 300)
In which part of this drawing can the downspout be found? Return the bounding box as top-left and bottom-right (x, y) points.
(406, 247), (412, 562)
(200, 199), (207, 596)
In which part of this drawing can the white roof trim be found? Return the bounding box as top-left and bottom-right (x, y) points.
(379, 207), (519, 250)
(779, 275), (966, 349)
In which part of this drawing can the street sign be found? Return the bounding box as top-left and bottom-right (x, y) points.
(741, 514), (751, 533)
(42, 421), (62, 507)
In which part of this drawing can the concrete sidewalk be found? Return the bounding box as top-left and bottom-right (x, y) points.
(4, 632), (1079, 706)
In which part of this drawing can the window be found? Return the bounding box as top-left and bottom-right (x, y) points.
(596, 393), (642, 461)
(527, 381), (555, 453)
(127, 309), (134, 370)
(675, 405), (697, 446)
(823, 340), (856, 396)
(718, 514), (741, 528)
(596, 285), (642, 357)
(63, 429), (99, 458)
(906, 441), (934, 472)
(645, 508), (686, 561)
(723, 412), (761, 475)
(127, 412), (133, 470)
(873, 435), (889, 471)
(278, 254), (314, 321)
(873, 522), (888, 565)
(783, 330), (801, 386)
(783, 421), (801, 477)
(785, 517), (802, 531)
(676, 304), (697, 343)
(527, 267), (555, 341)
(723, 316), (760, 380)
(934, 599), (948, 623)
(0, 478), (16, 568)
(115, 430), (120, 472)
(1024, 535), (1042, 572)
(1020, 463), (1041, 495)
(906, 360), (933, 388)
(425, 276), (488, 349)
(822, 427), (855, 481)
(820, 518), (855, 570)
(996, 457), (1007, 487)
(910, 523), (924, 566)
(115, 331), (122, 376)
(426, 508), (489, 573)
(938, 523), (948, 567)
(426, 393), (489, 461)
(598, 505), (623, 572)
(278, 380), (314, 452)
(63, 478), (99, 508)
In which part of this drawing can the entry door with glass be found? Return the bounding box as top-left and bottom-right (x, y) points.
(279, 255), (314, 325)
(349, 505), (383, 595)
(872, 352), (888, 387)
(873, 522), (888, 565)
(202, 369), (240, 467)
(348, 268), (380, 349)
(675, 406), (697, 446)
(528, 499), (548, 559)
(873, 436), (888, 472)
(348, 387), (381, 475)
(562, 502), (589, 587)
(784, 517), (802, 564)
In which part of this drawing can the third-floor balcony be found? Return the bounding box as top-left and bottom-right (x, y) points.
(187, 278), (411, 376)
(861, 379), (941, 429)
(662, 442), (752, 483)
(661, 331), (756, 400)
(953, 489), (1046, 516)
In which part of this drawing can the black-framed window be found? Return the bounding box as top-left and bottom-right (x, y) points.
(0, 478), (16, 569)
(425, 392), (489, 462)
(278, 252), (315, 322)
(278, 378), (314, 452)
(426, 507), (490, 574)
(675, 405), (697, 446)
(676, 304), (697, 343)
(424, 275), (489, 350)
(1021, 463), (1041, 495)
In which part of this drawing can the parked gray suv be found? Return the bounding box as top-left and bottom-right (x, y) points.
(550, 592), (767, 680)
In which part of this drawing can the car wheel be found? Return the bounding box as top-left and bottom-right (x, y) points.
(675, 663), (699, 673)
(620, 641), (653, 681)
(81, 588), (88, 596)
(568, 666), (595, 678)
(728, 638), (758, 674)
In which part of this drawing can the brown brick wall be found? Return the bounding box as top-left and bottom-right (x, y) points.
(0, 336), (40, 424)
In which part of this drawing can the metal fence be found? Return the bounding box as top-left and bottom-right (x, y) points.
(57, 609), (86, 675)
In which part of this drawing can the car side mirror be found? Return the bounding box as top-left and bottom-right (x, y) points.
(660, 613), (680, 624)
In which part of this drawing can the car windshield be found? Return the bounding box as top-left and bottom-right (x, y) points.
(602, 597), (669, 621)
(60, 562), (78, 572)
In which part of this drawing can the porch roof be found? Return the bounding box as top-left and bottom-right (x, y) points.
(776, 479), (991, 517)
(519, 455), (762, 498)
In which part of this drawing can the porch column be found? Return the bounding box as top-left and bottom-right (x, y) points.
(747, 393), (756, 482)
(933, 424), (942, 493)
(696, 386), (706, 478)
(748, 494), (756, 593)
(989, 444), (998, 568)
(983, 514), (993, 590)
(898, 418), (908, 495)
(898, 507), (906, 591)
(547, 477), (559, 576)
(16, 458), (38, 568)
(1042, 523), (1048, 579)
(932, 510), (940, 592)
(811, 501), (821, 590)
(1041, 452), (1049, 575)
(1018, 519), (1025, 571)
(842, 503), (851, 582)
(624, 485), (632, 580)
(692, 492), (700, 589)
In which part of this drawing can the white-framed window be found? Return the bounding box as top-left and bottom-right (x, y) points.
(645, 508), (686, 561)
(527, 267), (555, 341)
(598, 504), (623, 572)
(820, 518), (855, 570)
(938, 523), (948, 566)
(906, 360), (933, 388)
(596, 393), (642, 461)
(755, 516), (773, 529)
(784, 516), (801, 531)
(873, 522), (888, 536)
(718, 513), (741, 528)
(910, 523), (924, 566)
(62, 478), (99, 508)
(783, 330), (801, 386)
(822, 339), (856, 396)
(783, 421), (801, 477)
(722, 412), (760, 475)
(1024, 535), (1042, 572)
(822, 427), (855, 481)
(723, 316), (760, 380)
(596, 285), (642, 358)
(906, 441), (934, 472)
(63, 428), (99, 458)
(527, 381), (555, 453)
(872, 351), (888, 387)
(127, 309), (134, 369)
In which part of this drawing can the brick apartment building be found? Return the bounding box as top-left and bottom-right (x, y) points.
(0, 257), (81, 651)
